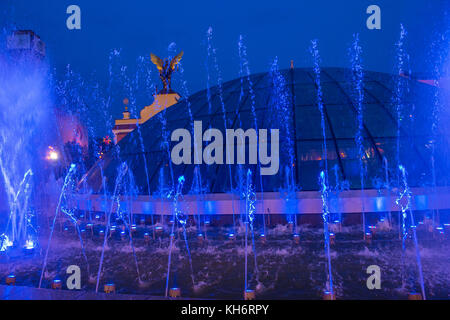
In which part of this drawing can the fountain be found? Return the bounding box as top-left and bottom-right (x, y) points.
(349, 33), (367, 238)
(243, 169), (258, 300)
(319, 171), (334, 299)
(238, 35), (266, 234)
(0, 19), (448, 301)
(396, 165), (426, 300)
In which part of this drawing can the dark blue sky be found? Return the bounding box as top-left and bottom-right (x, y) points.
(0, 0), (448, 134)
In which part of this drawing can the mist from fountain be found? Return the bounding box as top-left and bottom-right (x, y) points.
(0, 49), (53, 250)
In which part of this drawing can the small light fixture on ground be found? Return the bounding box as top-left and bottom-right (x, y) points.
(104, 283), (116, 294)
(23, 239), (36, 255)
(408, 292), (422, 300)
(260, 233), (266, 244)
(6, 274), (16, 285)
(109, 225), (116, 237)
(333, 221), (342, 232)
(323, 291), (336, 300)
(329, 232), (335, 245)
(293, 233), (300, 244)
(169, 287), (181, 298)
(244, 289), (255, 300)
(365, 232), (372, 244)
(434, 226), (445, 241)
(51, 279), (62, 289)
(288, 221), (294, 232)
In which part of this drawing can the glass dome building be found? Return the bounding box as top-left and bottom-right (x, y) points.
(81, 67), (445, 196)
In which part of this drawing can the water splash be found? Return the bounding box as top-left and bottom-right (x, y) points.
(244, 169), (258, 292)
(165, 175), (189, 296)
(206, 27), (237, 232)
(396, 165), (426, 299)
(350, 33), (367, 236)
(121, 60), (154, 231)
(319, 170), (334, 295)
(238, 35), (266, 233)
(270, 58), (298, 229)
(310, 40), (329, 184)
(0, 50), (52, 249)
(393, 25), (411, 183)
(95, 162), (128, 292)
(280, 166), (298, 233)
(39, 164), (77, 288)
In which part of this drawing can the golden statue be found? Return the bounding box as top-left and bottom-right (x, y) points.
(150, 51), (184, 94)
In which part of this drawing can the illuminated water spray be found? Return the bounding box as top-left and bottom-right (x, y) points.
(239, 36), (266, 233)
(244, 169), (258, 293)
(190, 166), (205, 235)
(164, 175), (195, 296)
(350, 33), (367, 237)
(396, 165), (426, 299)
(59, 169), (91, 280)
(176, 43), (206, 235)
(122, 61), (155, 232)
(0, 51), (52, 251)
(39, 164), (77, 288)
(310, 40), (329, 185)
(0, 169), (33, 248)
(280, 166), (298, 233)
(207, 27), (237, 232)
(383, 157), (393, 227)
(95, 162), (128, 293)
(270, 58), (298, 229)
(113, 166), (141, 283)
(319, 171), (334, 296)
(393, 25), (410, 183)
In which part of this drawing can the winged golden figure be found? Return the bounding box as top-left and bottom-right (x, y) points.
(150, 51), (184, 93)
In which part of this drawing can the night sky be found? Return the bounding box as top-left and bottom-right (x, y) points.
(0, 0), (448, 135)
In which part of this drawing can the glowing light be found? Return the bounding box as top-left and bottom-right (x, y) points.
(0, 234), (13, 252)
(46, 146), (59, 161)
(24, 239), (35, 249)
